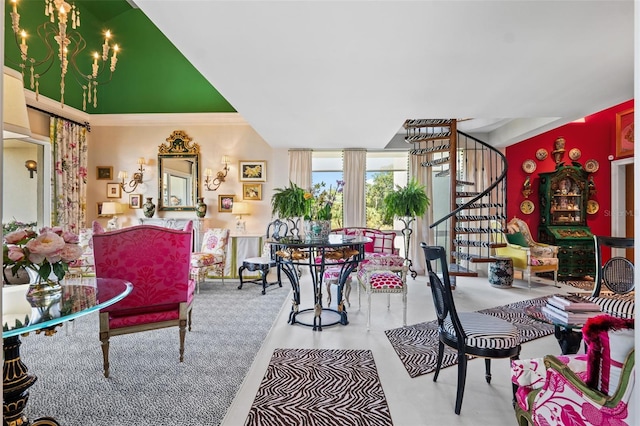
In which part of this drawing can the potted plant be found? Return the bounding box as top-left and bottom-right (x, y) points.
(382, 179), (430, 278)
(382, 179), (430, 221)
(271, 182), (308, 236)
(271, 182), (307, 218)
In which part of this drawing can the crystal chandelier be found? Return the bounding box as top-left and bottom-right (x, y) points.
(7, 0), (122, 111)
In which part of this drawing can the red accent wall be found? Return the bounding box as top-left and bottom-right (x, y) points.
(505, 99), (634, 247)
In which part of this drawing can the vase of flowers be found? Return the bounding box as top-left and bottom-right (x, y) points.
(303, 180), (345, 242)
(3, 227), (83, 299)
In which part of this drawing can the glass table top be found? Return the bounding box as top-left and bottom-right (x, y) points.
(268, 234), (372, 247)
(2, 277), (132, 338)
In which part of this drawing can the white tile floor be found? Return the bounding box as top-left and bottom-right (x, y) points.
(222, 272), (577, 425)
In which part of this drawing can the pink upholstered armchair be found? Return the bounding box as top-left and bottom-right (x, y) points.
(512, 315), (635, 426)
(92, 221), (195, 378)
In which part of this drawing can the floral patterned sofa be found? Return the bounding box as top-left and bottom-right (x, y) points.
(512, 315), (635, 426)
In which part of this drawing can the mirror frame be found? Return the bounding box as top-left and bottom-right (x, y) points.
(157, 130), (200, 211)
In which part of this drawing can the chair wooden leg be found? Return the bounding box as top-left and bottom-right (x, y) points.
(178, 322), (186, 362)
(455, 353), (468, 415)
(326, 281), (332, 306)
(402, 289), (407, 326)
(484, 358), (492, 383)
(344, 280), (351, 307)
(367, 291), (372, 330)
(100, 333), (110, 378)
(433, 341), (445, 381)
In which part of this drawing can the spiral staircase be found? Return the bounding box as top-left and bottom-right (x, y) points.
(405, 119), (508, 277)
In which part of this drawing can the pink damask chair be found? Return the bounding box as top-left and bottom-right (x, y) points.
(92, 221), (195, 378)
(190, 228), (230, 293)
(512, 315), (635, 426)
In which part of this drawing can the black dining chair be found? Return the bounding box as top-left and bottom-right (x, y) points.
(421, 243), (521, 415)
(237, 219), (288, 294)
(592, 235), (634, 297)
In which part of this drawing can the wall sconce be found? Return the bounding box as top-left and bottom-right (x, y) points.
(231, 201), (250, 233)
(204, 156), (230, 191)
(118, 157), (145, 194)
(101, 202), (124, 231)
(25, 159), (37, 178)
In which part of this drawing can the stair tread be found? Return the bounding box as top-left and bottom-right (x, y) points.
(406, 133), (452, 144)
(404, 119), (453, 129)
(410, 144), (450, 154)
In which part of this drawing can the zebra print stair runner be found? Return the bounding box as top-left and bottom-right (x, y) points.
(384, 296), (555, 378)
(245, 348), (393, 425)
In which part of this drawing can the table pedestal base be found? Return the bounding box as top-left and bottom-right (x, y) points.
(3, 335), (61, 426)
(554, 325), (583, 355)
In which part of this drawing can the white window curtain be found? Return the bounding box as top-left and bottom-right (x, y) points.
(288, 149), (312, 189)
(343, 149), (366, 227)
(50, 117), (88, 233)
(409, 153), (432, 275)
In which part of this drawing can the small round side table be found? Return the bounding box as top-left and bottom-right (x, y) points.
(489, 257), (514, 288)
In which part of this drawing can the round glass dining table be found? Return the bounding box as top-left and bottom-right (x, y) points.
(3, 277), (132, 426)
(269, 234), (370, 331)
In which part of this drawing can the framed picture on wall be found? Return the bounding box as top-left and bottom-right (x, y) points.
(106, 183), (121, 198)
(243, 183), (262, 200)
(96, 166), (113, 180)
(218, 194), (235, 212)
(616, 108), (634, 158)
(129, 194), (142, 209)
(239, 161), (266, 182)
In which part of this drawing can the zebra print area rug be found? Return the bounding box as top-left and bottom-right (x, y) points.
(245, 348), (393, 425)
(385, 296), (555, 378)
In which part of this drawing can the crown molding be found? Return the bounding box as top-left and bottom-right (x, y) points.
(24, 90), (247, 127)
(90, 112), (248, 127)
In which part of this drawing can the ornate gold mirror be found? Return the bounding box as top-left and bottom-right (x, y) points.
(158, 130), (200, 211)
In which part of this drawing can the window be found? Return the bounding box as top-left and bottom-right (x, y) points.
(365, 152), (408, 229)
(312, 151), (344, 228)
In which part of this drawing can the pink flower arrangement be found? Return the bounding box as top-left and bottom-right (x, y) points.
(3, 226), (82, 284)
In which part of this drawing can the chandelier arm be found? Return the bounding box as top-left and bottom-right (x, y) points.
(6, 0), (122, 111)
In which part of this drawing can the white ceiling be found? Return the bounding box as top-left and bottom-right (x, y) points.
(135, 0), (634, 150)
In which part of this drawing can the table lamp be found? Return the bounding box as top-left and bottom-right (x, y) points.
(101, 202), (124, 230)
(231, 202), (250, 233)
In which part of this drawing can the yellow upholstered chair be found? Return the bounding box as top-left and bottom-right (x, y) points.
(490, 218), (559, 288)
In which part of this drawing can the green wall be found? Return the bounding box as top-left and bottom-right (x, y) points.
(4, 0), (235, 114)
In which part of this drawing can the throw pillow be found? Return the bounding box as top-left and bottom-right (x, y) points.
(506, 232), (529, 247)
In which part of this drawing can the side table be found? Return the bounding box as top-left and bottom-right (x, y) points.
(489, 257), (514, 288)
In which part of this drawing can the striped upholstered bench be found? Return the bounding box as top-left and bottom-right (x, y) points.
(584, 295), (635, 319)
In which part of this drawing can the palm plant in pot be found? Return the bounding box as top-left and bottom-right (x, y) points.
(382, 179), (430, 278)
(270, 181), (308, 237)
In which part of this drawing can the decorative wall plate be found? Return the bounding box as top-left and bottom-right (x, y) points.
(520, 200), (535, 215)
(584, 159), (600, 173)
(535, 148), (548, 161)
(522, 159), (536, 174)
(587, 200), (599, 214)
(569, 148), (581, 161)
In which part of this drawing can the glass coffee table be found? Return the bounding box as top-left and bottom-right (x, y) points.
(525, 303), (584, 355)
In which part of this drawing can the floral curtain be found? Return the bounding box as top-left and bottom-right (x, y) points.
(50, 117), (88, 233)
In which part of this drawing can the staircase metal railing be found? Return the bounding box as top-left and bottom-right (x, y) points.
(406, 119), (507, 277)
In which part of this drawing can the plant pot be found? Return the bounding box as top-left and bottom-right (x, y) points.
(303, 220), (331, 242)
